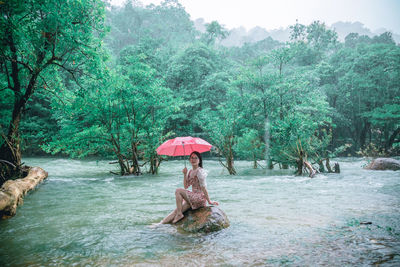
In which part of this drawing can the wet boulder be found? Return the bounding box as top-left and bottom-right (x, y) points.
(176, 206), (230, 233)
(365, 158), (400, 171)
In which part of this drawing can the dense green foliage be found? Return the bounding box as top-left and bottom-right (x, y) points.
(0, 0), (107, 182)
(1, 0), (399, 177)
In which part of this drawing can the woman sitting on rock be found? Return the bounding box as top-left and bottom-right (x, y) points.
(161, 151), (219, 224)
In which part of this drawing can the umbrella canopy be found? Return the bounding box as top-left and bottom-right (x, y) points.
(156, 136), (212, 156)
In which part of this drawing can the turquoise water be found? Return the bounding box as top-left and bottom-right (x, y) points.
(1, 157), (399, 266)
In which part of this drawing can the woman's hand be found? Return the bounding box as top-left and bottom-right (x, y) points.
(182, 167), (188, 175)
(208, 201), (219, 206)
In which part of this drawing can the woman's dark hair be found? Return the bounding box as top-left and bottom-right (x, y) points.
(190, 151), (203, 168)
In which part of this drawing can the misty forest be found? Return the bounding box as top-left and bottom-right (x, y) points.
(1, 0), (399, 179)
(0, 0), (400, 266)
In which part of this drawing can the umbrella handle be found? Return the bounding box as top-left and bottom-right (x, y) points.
(182, 142), (186, 168)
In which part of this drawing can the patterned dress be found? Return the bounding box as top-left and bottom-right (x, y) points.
(185, 167), (208, 210)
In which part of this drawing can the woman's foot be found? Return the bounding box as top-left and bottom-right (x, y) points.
(172, 213), (184, 223)
(148, 222), (162, 228)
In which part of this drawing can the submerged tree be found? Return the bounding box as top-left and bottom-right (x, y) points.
(199, 88), (245, 175)
(44, 49), (176, 175)
(234, 129), (264, 169)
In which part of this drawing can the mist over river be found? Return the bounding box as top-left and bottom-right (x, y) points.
(1, 157), (399, 266)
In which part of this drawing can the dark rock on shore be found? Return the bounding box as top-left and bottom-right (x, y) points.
(176, 206), (230, 233)
(365, 158), (400, 171)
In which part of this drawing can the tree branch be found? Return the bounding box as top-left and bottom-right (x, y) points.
(219, 158), (227, 169)
(6, 29), (22, 93)
(0, 160), (16, 168)
(3, 61), (13, 90)
(38, 73), (66, 105)
(51, 61), (84, 89)
(2, 55), (34, 73)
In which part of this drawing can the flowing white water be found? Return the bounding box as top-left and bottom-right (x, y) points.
(1, 157), (399, 266)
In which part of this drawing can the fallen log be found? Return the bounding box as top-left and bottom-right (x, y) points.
(0, 167), (48, 219)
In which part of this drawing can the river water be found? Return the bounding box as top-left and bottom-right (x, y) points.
(1, 157), (399, 266)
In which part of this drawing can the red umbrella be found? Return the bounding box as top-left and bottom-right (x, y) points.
(156, 136), (212, 166)
(156, 136), (212, 156)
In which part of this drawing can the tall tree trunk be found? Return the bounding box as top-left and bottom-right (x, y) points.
(318, 160), (325, 173)
(222, 138), (236, 175)
(1, 25), (47, 182)
(296, 155), (303, 175)
(268, 160), (274, 169)
(0, 100), (24, 183)
(130, 143), (141, 175)
(360, 120), (370, 149)
(385, 127), (400, 153)
(226, 153), (236, 175)
(117, 155), (128, 175)
(264, 115), (273, 169)
(325, 158), (333, 173)
(334, 162), (340, 173)
(110, 135), (129, 175)
(0, 28), (24, 181)
(149, 155), (160, 174)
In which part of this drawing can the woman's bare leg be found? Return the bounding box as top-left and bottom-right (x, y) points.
(173, 189), (191, 223)
(160, 209), (176, 224)
(161, 200), (190, 224)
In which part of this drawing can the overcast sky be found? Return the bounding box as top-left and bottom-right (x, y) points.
(109, 0), (400, 33)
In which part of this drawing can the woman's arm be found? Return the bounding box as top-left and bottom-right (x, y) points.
(201, 186), (219, 206)
(183, 167), (189, 189)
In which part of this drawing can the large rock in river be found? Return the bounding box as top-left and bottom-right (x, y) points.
(365, 158), (400, 171)
(176, 206), (230, 233)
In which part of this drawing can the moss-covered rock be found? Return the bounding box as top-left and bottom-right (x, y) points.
(365, 158), (400, 171)
(176, 206), (229, 233)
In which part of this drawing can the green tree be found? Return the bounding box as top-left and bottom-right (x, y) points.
(0, 0), (106, 182)
(344, 33), (372, 48)
(306, 21), (338, 52)
(269, 72), (332, 172)
(290, 21), (338, 66)
(363, 103), (400, 154)
(372, 32), (396, 45)
(202, 21), (228, 45)
(19, 89), (59, 155)
(234, 129), (264, 168)
(289, 20), (306, 41)
(228, 37), (281, 64)
(165, 43), (228, 135)
(106, 0), (195, 57)
(199, 88), (244, 175)
(319, 42), (400, 154)
(44, 49), (176, 175)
